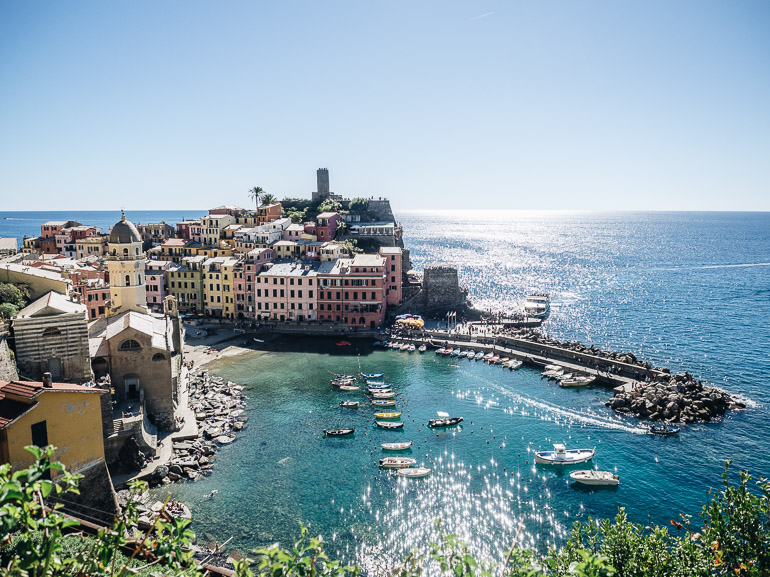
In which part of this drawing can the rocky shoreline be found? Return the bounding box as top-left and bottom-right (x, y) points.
(606, 373), (745, 423)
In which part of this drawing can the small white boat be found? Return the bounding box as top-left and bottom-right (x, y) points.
(474, 352), (484, 360)
(570, 470), (619, 486)
(331, 378), (356, 386)
(436, 347), (446, 355)
(367, 383), (391, 389)
(371, 391), (395, 398)
(408, 344), (416, 352)
(367, 379), (386, 386)
(560, 376), (596, 388)
(368, 388), (392, 395)
(397, 467), (431, 478)
(339, 401), (359, 408)
(542, 369), (564, 379)
(339, 385), (360, 391)
(418, 344), (427, 353)
(535, 444), (595, 465)
(450, 349), (460, 357)
(376, 421), (404, 429)
(499, 357), (509, 365)
(382, 441), (413, 451)
(379, 456), (417, 468)
(524, 294), (550, 319)
(483, 352), (494, 361)
(544, 364), (562, 371)
(372, 399), (396, 407)
(362, 373), (384, 379)
(399, 343), (410, 351)
(489, 355), (500, 364)
(504, 359), (523, 370)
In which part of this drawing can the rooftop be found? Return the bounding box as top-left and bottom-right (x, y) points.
(259, 260), (319, 277)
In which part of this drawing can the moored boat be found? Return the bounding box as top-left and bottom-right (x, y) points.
(339, 401), (359, 408)
(366, 379), (386, 385)
(323, 428), (355, 436)
(524, 294), (550, 319)
(560, 376), (596, 388)
(436, 347), (446, 355)
(647, 424), (681, 436)
(371, 391), (395, 398)
(376, 420), (404, 429)
(534, 444), (595, 465)
(362, 373), (384, 379)
(399, 343), (410, 351)
(397, 467), (431, 478)
(418, 344), (427, 353)
(569, 470), (619, 486)
(474, 352), (484, 360)
(443, 348), (454, 356)
(371, 399), (396, 407)
(379, 456), (417, 468)
(339, 385), (360, 391)
(408, 344), (416, 352)
(374, 411), (401, 419)
(429, 412), (464, 427)
(483, 352), (494, 361)
(367, 383), (391, 389)
(382, 441), (413, 451)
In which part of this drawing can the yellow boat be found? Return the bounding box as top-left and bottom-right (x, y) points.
(374, 412), (401, 419)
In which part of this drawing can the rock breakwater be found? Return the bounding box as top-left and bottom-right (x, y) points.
(607, 373), (745, 423)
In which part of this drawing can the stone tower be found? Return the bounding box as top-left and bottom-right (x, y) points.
(312, 168), (331, 202)
(106, 212), (148, 317)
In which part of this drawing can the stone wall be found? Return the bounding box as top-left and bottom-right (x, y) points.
(0, 336), (18, 381)
(58, 458), (119, 525)
(13, 313), (91, 382)
(423, 264), (466, 311)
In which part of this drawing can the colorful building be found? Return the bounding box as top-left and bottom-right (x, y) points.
(233, 248), (274, 319)
(317, 254), (387, 328)
(167, 256), (205, 314)
(315, 212), (342, 241)
(202, 257), (238, 318)
(255, 261), (318, 322)
(255, 203), (282, 225)
(379, 246), (403, 306)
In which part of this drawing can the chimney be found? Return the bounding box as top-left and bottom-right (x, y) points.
(42, 372), (53, 388)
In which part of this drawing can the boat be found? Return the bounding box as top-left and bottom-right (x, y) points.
(382, 441), (413, 451)
(366, 379), (386, 385)
(474, 352), (484, 360)
(323, 428), (355, 436)
(507, 359), (523, 370)
(450, 349), (460, 357)
(569, 470), (619, 486)
(399, 343), (410, 351)
(489, 355), (500, 364)
(339, 385), (360, 391)
(379, 456), (417, 468)
(336, 341), (352, 346)
(397, 467), (431, 478)
(368, 388), (392, 395)
(436, 348), (446, 355)
(647, 425), (681, 436)
(428, 411), (464, 427)
(483, 352), (494, 361)
(524, 294), (550, 319)
(534, 444), (595, 465)
(443, 348), (454, 356)
(371, 391), (395, 398)
(371, 399), (396, 407)
(374, 412), (401, 419)
(339, 401), (359, 408)
(560, 376), (596, 388)
(542, 369), (564, 379)
(544, 364), (562, 371)
(418, 345), (427, 353)
(362, 373), (384, 379)
(376, 421), (404, 429)
(367, 383), (391, 389)
(499, 357), (509, 365)
(408, 344), (416, 352)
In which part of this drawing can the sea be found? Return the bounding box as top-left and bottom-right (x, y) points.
(1, 210), (769, 568)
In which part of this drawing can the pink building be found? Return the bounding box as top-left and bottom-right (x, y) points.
(317, 253), (387, 328)
(255, 261), (318, 322)
(315, 212), (341, 241)
(303, 222), (317, 237)
(70, 268), (110, 320)
(209, 205), (247, 217)
(234, 248), (274, 319)
(379, 246), (403, 306)
(145, 260), (176, 311)
(282, 223), (305, 241)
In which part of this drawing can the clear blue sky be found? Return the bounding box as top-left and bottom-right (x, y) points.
(1, 1), (768, 211)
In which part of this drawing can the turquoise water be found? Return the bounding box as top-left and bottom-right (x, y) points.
(3, 210), (768, 567)
(159, 211), (769, 568)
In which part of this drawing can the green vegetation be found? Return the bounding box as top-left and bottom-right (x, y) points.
(260, 193), (277, 206)
(2, 450), (767, 576)
(247, 186), (264, 210)
(0, 283), (28, 319)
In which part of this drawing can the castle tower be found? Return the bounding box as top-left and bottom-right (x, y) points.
(312, 167), (331, 202)
(106, 212), (148, 317)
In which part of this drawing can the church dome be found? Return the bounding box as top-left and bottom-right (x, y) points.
(109, 212), (142, 244)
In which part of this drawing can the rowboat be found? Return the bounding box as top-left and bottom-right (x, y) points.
(435, 348), (446, 355)
(544, 364), (562, 371)
(569, 470), (619, 486)
(535, 444), (595, 465)
(443, 348), (453, 356)
(379, 456), (417, 468)
(397, 467), (431, 478)
(560, 376), (596, 388)
(376, 421), (404, 429)
(374, 412), (401, 419)
(418, 345), (427, 353)
(474, 352), (484, 360)
(382, 441), (413, 451)
(399, 343), (410, 351)
(408, 344), (416, 352)
(367, 383), (391, 389)
(323, 428), (355, 436)
(647, 425), (681, 436)
(339, 385), (360, 391)
(371, 399), (396, 407)
(339, 401), (359, 408)
(429, 416), (464, 427)
(450, 349), (460, 356)
(331, 378), (356, 386)
(504, 359), (523, 370)
(489, 355), (500, 363)
(371, 391), (395, 398)
(362, 373), (384, 379)
(483, 352), (494, 360)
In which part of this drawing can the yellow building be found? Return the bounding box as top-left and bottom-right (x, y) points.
(202, 257), (238, 318)
(75, 236), (106, 260)
(167, 256), (205, 314)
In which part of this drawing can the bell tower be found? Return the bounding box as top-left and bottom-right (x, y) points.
(106, 212), (148, 317)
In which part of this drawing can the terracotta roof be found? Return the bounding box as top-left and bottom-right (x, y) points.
(0, 380), (105, 400)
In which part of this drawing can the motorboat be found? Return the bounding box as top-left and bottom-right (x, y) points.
(570, 470), (619, 486)
(339, 385), (360, 391)
(371, 399), (396, 407)
(544, 364), (562, 371)
(376, 421), (404, 429)
(418, 345), (427, 353)
(371, 391), (395, 398)
(647, 425), (681, 436)
(408, 344), (416, 352)
(379, 457), (417, 468)
(428, 411), (463, 427)
(504, 359), (523, 370)
(534, 444), (595, 465)
(399, 343), (410, 351)
(374, 412), (401, 419)
(489, 355), (501, 364)
(382, 441), (413, 451)
(367, 383), (391, 389)
(323, 428), (355, 436)
(339, 401), (359, 408)
(560, 376), (596, 388)
(542, 369), (564, 379)
(499, 357), (509, 365)
(483, 352), (494, 361)
(524, 294), (550, 319)
(331, 378), (356, 386)
(474, 352), (485, 360)
(362, 373), (384, 379)
(397, 467), (431, 478)
(436, 348), (446, 355)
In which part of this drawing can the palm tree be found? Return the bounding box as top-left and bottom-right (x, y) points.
(260, 192), (277, 206)
(248, 186), (264, 209)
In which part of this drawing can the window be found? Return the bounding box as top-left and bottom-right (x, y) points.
(42, 327), (61, 337)
(119, 339), (142, 351)
(152, 353), (166, 361)
(125, 275), (131, 286)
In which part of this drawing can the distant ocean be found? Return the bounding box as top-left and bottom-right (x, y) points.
(3, 209), (769, 567)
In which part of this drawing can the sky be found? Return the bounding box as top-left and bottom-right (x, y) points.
(1, 1), (768, 211)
